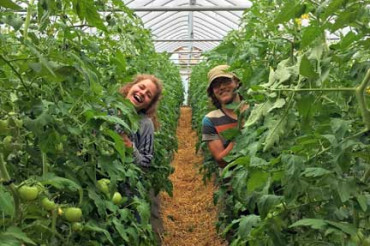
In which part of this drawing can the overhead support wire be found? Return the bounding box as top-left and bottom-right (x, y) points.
(129, 6), (250, 11)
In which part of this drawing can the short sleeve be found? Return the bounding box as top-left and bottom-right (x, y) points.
(202, 116), (219, 141)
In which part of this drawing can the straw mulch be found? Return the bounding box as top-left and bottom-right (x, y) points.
(159, 107), (227, 246)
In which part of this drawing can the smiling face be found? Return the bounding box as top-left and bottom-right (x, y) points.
(126, 79), (158, 111)
(211, 77), (239, 106)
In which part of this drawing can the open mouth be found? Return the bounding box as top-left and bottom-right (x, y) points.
(133, 93), (143, 103)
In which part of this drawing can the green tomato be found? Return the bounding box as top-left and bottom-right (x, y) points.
(97, 179), (110, 195)
(112, 192), (122, 205)
(41, 197), (56, 211)
(72, 222), (83, 232)
(64, 207), (82, 222)
(266, 212), (273, 219)
(13, 118), (23, 128)
(0, 120), (10, 133)
(3, 136), (13, 149)
(18, 185), (39, 201)
(56, 143), (64, 152)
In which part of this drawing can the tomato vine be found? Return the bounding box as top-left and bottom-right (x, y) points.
(189, 0), (370, 245)
(0, 0), (183, 245)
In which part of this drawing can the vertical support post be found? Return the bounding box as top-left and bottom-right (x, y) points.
(184, 0), (196, 105)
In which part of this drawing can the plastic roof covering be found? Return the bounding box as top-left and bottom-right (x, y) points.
(123, 0), (252, 53)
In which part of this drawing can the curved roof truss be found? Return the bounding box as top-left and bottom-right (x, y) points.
(123, 0), (252, 77)
(124, 0), (251, 53)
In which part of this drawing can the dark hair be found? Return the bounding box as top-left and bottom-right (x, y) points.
(119, 74), (163, 129)
(207, 76), (241, 109)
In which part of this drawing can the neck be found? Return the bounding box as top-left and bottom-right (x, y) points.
(221, 94), (240, 119)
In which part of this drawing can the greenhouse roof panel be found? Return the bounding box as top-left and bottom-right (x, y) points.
(123, 0), (252, 53)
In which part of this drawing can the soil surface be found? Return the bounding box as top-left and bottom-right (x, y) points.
(159, 107), (227, 246)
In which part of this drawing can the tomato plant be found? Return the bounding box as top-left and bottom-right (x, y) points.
(0, 0), (183, 245)
(189, 0), (370, 245)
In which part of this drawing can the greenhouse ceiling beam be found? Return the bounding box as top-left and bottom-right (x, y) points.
(129, 6), (250, 11)
(156, 42), (214, 52)
(154, 39), (222, 42)
(155, 38), (216, 51)
(12, 6), (249, 13)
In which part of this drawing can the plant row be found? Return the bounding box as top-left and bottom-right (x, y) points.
(189, 0), (369, 245)
(0, 0), (183, 245)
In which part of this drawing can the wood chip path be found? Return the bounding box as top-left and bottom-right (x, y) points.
(159, 107), (227, 246)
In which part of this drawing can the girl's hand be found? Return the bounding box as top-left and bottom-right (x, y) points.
(121, 133), (133, 148)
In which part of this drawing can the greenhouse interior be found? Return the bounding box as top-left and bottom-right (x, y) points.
(0, 0), (369, 245)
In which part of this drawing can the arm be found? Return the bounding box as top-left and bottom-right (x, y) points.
(202, 115), (235, 168)
(129, 118), (154, 168)
(207, 139), (235, 168)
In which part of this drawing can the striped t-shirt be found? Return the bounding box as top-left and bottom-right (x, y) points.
(202, 109), (238, 148)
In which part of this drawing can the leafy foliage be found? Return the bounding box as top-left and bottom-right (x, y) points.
(0, 0), (183, 245)
(189, 0), (370, 245)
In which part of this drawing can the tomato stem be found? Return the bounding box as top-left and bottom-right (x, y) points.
(38, 224), (64, 240)
(23, 0), (35, 39)
(355, 69), (370, 130)
(353, 207), (359, 228)
(0, 55), (30, 92)
(42, 152), (48, 177)
(0, 154), (21, 221)
(269, 87), (356, 92)
(51, 209), (57, 238)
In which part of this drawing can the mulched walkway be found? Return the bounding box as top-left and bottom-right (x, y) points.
(159, 107), (227, 246)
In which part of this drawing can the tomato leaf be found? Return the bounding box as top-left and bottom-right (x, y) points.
(329, 9), (359, 32)
(257, 194), (283, 218)
(245, 101), (272, 127)
(104, 129), (126, 161)
(0, 186), (14, 217)
(274, 1), (300, 24)
(247, 169), (269, 194)
(220, 128), (239, 141)
(321, 0), (346, 19)
(301, 167), (332, 178)
(237, 215), (261, 239)
(326, 221), (357, 236)
(0, 0), (22, 10)
(73, 0), (107, 31)
(84, 221), (113, 244)
(290, 218), (327, 229)
(301, 24), (322, 49)
(356, 195), (368, 212)
(40, 173), (83, 205)
(87, 187), (106, 216)
(113, 218), (129, 242)
(0, 226), (36, 245)
(299, 55), (318, 78)
(134, 197), (150, 225)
